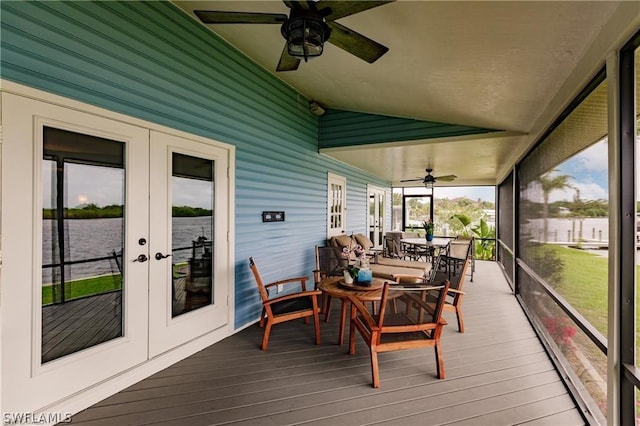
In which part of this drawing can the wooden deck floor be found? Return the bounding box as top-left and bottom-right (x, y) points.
(42, 291), (122, 363)
(69, 261), (585, 426)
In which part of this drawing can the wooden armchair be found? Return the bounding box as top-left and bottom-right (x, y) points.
(430, 257), (470, 333)
(348, 280), (451, 388)
(249, 257), (321, 350)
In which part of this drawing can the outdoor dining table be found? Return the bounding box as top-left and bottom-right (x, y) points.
(400, 237), (451, 265)
(317, 276), (393, 345)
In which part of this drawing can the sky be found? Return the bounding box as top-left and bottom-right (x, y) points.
(43, 137), (618, 209)
(402, 186), (496, 203)
(43, 162), (212, 209)
(546, 138), (609, 203)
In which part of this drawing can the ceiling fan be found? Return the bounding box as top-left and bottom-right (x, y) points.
(401, 168), (457, 189)
(194, 1), (393, 72)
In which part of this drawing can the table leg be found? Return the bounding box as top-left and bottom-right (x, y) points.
(338, 298), (349, 345)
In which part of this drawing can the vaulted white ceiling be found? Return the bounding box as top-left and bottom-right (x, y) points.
(173, 1), (639, 187)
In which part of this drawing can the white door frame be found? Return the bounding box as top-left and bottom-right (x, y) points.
(327, 172), (347, 238)
(0, 81), (236, 415)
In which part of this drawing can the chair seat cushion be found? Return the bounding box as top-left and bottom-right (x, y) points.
(370, 264), (427, 280)
(376, 257), (432, 272)
(271, 296), (313, 316)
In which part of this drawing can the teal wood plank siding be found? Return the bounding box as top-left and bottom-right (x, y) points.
(1, 0), (389, 329)
(319, 109), (497, 148)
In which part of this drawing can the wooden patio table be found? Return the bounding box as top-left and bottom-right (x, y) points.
(401, 237), (450, 264)
(317, 276), (396, 345)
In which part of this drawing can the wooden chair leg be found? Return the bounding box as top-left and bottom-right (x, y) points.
(312, 298), (321, 345)
(338, 299), (348, 345)
(434, 341), (445, 379)
(261, 322), (272, 351)
(370, 349), (380, 388)
(348, 314), (357, 355)
(456, 306), (464, 333)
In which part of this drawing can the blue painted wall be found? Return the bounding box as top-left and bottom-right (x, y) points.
(1, 1), (389, 328)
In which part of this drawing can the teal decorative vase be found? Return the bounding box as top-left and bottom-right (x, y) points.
(426, 233), (434, 242)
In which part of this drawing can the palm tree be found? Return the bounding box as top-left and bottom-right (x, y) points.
(538, 171), (574, 242)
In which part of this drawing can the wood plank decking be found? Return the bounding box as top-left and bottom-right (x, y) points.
(42, 291), (122, 363)
(69, 261), (585, 425)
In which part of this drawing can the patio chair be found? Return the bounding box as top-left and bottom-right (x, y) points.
(348, 279), (450, 388)
(430, 257), (470, 332)
(249, 257), (321, 350)
(384, 235), (412, 260)
(313, 245), (348, 321)
(448, 236), (474, 281)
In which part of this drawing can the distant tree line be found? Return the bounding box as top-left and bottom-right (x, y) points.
(172, 206), (213, 217)
(43, 204), (211, 219)
(521, 199), (608, 219)
(43, 203), (123, 219)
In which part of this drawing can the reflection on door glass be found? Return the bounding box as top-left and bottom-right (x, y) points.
(171, 153), (214, 317)
(42, 127), (124, 363)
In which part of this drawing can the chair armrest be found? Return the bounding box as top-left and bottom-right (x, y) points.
(348, 295), (378, 330)
(448, 288), (465, 295)
(264, 289), (321, 306)
(265, 276), (309, 291)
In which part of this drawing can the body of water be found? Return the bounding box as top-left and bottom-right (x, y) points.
(42, 216), (212, 284)
(522, 217), (609, 243)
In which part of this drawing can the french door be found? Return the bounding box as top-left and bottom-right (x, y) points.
(1, 92), (230, 412)
(367, 186), (386, 248)
(148, 130), (229, 357)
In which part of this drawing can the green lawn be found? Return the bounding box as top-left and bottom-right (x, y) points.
(42, 274), (122, 305)
(42, 263), (187, 305)
(545, 245), (640, 342)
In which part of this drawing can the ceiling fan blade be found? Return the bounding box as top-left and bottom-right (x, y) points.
(276, 44), (301, 72)
(194, 10), (287, 25)
(317, 1), (394, 21)
(283, 1), (311, 10)
(400, 178), (424, 183)
(435, 175), (457, 182)
(326, 22), (389, 63)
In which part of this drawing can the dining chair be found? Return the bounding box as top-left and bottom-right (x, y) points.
(384, 236), (412, 260)
(249, 257), (321, 350)
(348, 279), (450, 388)
(448, 237), (473, 281)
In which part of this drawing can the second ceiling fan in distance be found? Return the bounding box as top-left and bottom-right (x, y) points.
(401, 168), (457, 189)
(194, 1), (393, 72)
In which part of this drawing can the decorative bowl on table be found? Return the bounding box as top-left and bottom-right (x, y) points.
(356, 267), (373, 286)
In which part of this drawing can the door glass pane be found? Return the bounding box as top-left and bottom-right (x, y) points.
(171, 153), (214, 317)
(368, 191), (376, 244)
(377, 192), (384, 245)
(330, 182), (344, 231)
(42, 127), (124, 363)
(392, 188), (403, 231)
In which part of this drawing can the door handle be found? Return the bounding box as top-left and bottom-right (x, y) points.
(133, 254), (148, 263)
(155, 252), (172, 261)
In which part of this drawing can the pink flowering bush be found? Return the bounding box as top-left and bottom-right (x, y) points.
(542, 316), (577, 349)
